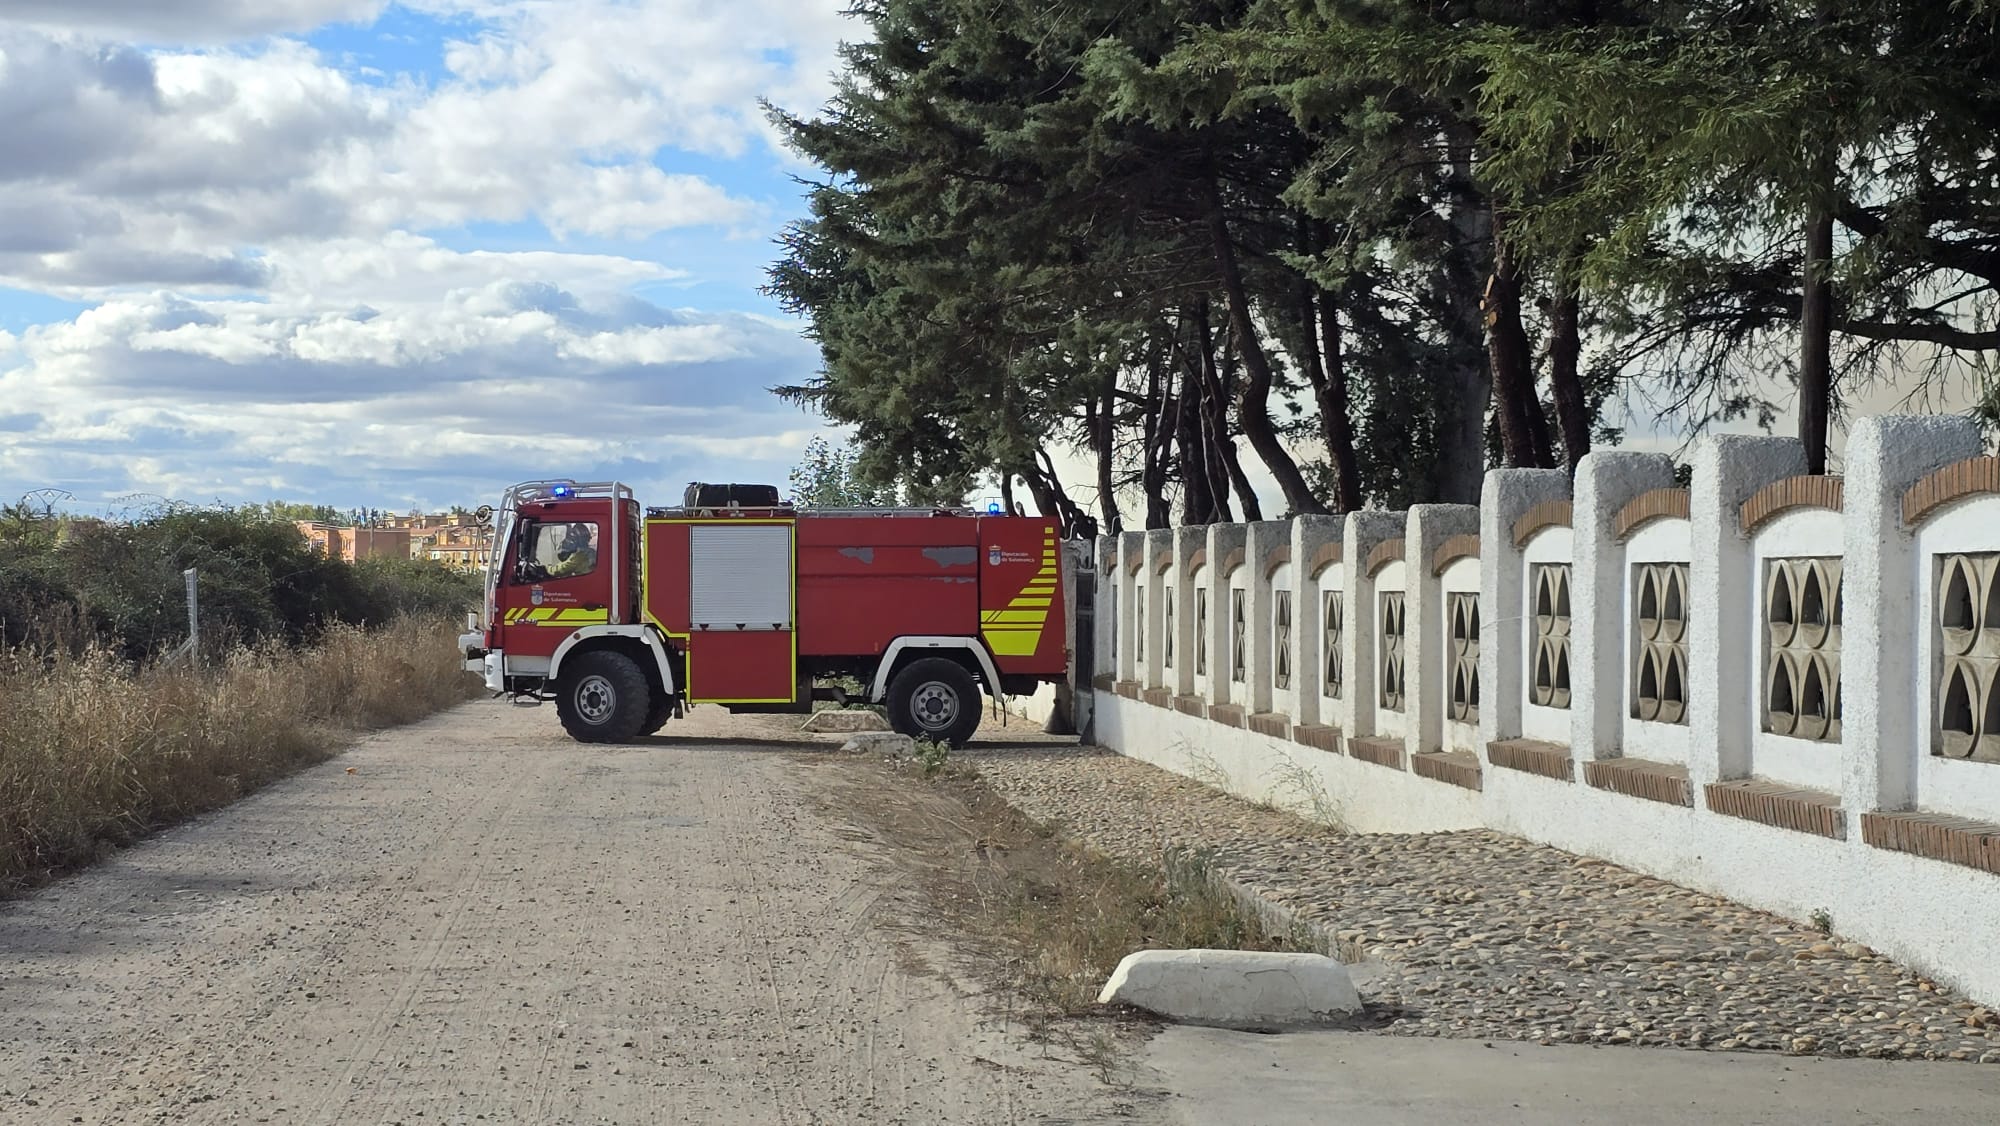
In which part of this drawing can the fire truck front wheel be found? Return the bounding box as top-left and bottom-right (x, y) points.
(886, 657), (982, 747)
(555, 650), (650, 743)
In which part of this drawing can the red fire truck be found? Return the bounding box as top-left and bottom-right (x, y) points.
(458, 479), (1069, 746)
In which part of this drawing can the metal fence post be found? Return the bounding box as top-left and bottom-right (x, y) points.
(183, 567), (199, 665)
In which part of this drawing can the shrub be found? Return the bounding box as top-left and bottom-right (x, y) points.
(0, 615), (481, 889)
(0, 506), (479, 659)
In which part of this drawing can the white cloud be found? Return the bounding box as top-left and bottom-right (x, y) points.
(0, 1), (855, 510)
(0, 1), (387, 44)
(0, 0), (849, 294)
(0, 236), (829, 508)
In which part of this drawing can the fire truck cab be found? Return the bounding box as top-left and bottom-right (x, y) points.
(459, 479), (1069, 746)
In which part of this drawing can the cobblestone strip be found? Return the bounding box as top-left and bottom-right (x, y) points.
(961, 742), (2000, 1062)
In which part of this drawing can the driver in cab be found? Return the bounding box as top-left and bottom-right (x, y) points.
(549, 522), (597, 578)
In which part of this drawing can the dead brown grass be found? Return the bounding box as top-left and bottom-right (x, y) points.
(815, 750), (1306, 1027)
(0, 616), (481, 889)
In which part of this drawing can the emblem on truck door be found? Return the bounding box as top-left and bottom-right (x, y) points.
(988, 546), (1003, 566)
(531, 585), (545, 606)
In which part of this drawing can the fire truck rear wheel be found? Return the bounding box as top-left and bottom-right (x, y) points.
(887, 657), (981, 748)
(556, 650), (650, 743)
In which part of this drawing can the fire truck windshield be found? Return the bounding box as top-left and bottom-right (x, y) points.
(516, 521), (599, 582)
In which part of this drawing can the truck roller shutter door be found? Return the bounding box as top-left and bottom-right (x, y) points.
(690, 524), (793, 630)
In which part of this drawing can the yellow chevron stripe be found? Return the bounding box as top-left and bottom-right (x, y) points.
(981, 609), (1049, 624)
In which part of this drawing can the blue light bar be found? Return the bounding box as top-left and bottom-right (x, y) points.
(986, 501), (1002, 514)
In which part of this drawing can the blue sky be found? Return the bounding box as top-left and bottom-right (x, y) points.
(0, 0), (855, 514)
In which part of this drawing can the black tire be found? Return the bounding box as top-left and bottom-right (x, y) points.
(555, 650), (650, 743)
(886, 657), (982, 747)
(638, 695), (675, 737)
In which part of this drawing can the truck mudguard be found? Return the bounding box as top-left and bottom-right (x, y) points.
(868, 636), (1005, 704)
(549, 625), (680, 696)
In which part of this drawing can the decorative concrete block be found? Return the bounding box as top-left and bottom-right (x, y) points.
(1245, 521), (1291, 715)
(1173, 525), (1208, 696)
(1341, 511), (1406, 739)
(1118, 530), (1146, 683)
(1405, 504), (1479, 758)
(1206, 522), (1248, 707)
(1292, 515), (1344, 727)
(1098, 949), (1363, 1029)
(1145, 527), (1175, 690)
(1571, 453), (1676, 763)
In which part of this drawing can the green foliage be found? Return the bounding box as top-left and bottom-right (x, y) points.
(250, 500), (345, 524)
(0, 505), (479, 659)
(770, 0), (2000, 518)
(788, 435), (902, 507)
(913, 735), (951, 778)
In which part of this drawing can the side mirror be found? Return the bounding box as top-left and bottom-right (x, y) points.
(466, 611), (478, 632)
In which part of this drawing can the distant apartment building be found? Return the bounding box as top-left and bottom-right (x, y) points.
(298, 511), (492, 570)
(295, 522), (412, 562)
(413, 522), (495, 571)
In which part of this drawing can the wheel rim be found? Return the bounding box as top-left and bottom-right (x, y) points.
(576, 674), (617, 724)
(911, 681), (960, 731)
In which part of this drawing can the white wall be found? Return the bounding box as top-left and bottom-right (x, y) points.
(1087, 417), (2000, 1009)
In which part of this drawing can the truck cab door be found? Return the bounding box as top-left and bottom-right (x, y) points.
(497, 515), (614, 662)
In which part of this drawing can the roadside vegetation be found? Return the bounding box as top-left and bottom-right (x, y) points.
(0, 501), (478, 657)
(0, 502), (484, 890)
(833, 742), (1306, 1032)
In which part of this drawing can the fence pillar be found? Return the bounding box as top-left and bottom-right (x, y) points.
(1842, 416), (1982, 815)
(1688, 436), (1808, 794)
(1571, 453), (1677, 761)
(1340, 511), (1407, 739)
(1478, 470), (1571, 756)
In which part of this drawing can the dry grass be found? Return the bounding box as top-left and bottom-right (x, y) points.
(821, 750), (1306, 1026)
(0, 616), (481, 889)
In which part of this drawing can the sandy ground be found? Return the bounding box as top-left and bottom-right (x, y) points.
(0, 699), (1154, 1125)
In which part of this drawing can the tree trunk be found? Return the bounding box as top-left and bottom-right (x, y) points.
(1292, 218), (1363, 512)
(1317, 290), (1364, 512)
(1191, 302), (1237, 522)
(1141, 343), (1173, 530)
(1435, 144), (1495, 503)
(1029, 447), (1090, 539)
(1212, 333), (1264, 521)
(1547, 276), (1591, 471)
(1174, 390), (1217, 524)
(1091, 369), (1121, 534)
(1206, 177), (1326, 515)
(1800, 189), (1835, 475)
(1483, 219), (1545, 469)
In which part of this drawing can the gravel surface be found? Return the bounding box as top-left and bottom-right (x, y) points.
(0, 703), (1162, 1124)
(961, 740), (2000, 1062)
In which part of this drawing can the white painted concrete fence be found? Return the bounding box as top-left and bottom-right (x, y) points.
(1087, 417), (2000, 1006)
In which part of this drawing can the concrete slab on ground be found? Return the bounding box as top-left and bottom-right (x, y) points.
(1143, 1026), (2000, 1126)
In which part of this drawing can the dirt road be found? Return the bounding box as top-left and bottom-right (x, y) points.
(0, 701), (1152, 1125)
